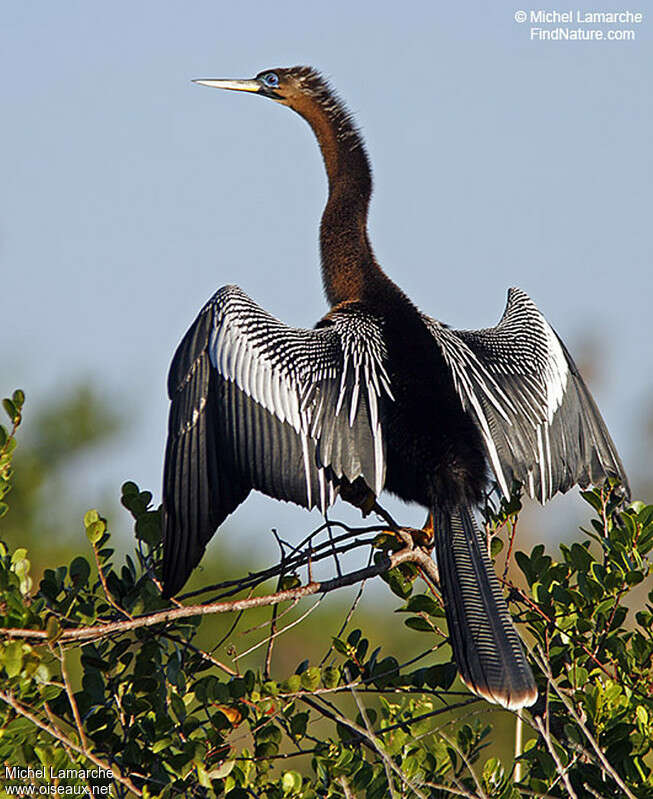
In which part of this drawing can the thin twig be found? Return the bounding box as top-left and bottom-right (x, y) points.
(160, 631), (237, 676)
(235, 597), (322, 662)
(438, 729), (488, 799)
(180, 522), (386, 601)
(531, 646), (637, 799)
(534, 716), (577, 799)
(420, 781), (489, 799)
(91, 541), (133, 620)
(582, 782), (612, 799)
(501, 516), (518, 585)
(302, 694), (430, 799)
(58, 644), (87, 752)
(514, 709), (523, 784)
(326, 516), (343, 578)
(264, 533), (286, 679)
(320, 549), (373, 666)
(345, 668), (398, 799)
(213, 606), (248, 654)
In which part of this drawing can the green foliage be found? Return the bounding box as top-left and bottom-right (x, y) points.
(0, 382), (125, 574)
(0, 394), (652, 798)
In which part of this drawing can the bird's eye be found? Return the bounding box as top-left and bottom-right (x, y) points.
(261, 72), (279, 88)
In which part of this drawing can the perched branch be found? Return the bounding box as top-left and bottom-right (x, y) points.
(0, 543), (436, 644)
(180, 522), (386, 601)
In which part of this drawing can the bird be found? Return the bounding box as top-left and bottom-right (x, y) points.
(161, 66), (629, 710)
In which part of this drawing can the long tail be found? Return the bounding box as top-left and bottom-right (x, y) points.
(434, 506), (537, 709)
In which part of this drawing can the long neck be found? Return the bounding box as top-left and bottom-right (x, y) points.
(294, 94), (387, 306)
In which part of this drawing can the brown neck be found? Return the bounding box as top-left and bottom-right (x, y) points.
(291, 92), (386, 306)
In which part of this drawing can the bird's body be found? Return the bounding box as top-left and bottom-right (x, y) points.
(364, 300), (488, 510)
(161, 66), (629, 710)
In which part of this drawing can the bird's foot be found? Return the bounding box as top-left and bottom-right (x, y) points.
(341, 487), (434, 550)
(373, 505), (434, 551)
(405, 525), (434, 549)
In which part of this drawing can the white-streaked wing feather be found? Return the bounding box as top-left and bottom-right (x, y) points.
(162, 285), (392, 596)
(425, 287), (628, 503)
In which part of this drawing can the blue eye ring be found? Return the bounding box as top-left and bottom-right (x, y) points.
(261, 72), (279, 88)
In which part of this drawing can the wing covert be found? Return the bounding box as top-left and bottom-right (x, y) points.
(162, 285), (391, 595)
(424, 288), (629, 504)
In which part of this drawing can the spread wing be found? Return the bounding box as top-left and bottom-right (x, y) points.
(162, 285), (391, 596)
(425, 287), (629, 504)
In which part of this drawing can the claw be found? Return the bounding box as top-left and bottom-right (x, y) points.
(379, 523), (433, 551)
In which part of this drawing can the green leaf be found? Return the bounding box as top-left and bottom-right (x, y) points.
(322, 665), (340, 689)
(121, 480), (139, 496)
(229, 677), (246, 698)
(383, 567), (414, 598)
(626, 570), (645, 586)
(3, 641), (24, 678)
(170, 691), (186, 722)
(482, 757), (505, 790)
(404, 616), (433, 632)
(257, 724), (282, 744)
(135, 511), (161, 545)
(490, 536), (504, 558)
(331, 637), (350, 656)
(12, 390), (25, 409)
(399, 594), (440, 616)
(580, 489), (604, 512)
(282, 674), (302, 693)
(281, 770), (302, 794)
(46, 617), (62, 643)
(515, 551), (532, 583)
(70, 556), (91, 585)
(11, 547), (28, 564)
(426, 662), (457, 690)
(86, 520), (105, 544)
(300, 666), (321, 691)
(208, 760), (235, 779)
(2, 398), (19, 423)
(83, 509), (100, 527)
(371, 656), (399, 689)
(569, 542), (593, 572)
(290, 712), (309, 739)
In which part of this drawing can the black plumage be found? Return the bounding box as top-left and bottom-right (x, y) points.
(161, 66), (629, 709)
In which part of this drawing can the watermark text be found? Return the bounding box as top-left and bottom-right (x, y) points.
(514, 9), (643, 41)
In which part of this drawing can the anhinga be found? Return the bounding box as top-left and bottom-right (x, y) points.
(161, 66), (629, 710)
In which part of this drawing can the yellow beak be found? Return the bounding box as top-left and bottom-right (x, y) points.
(193, 78), (260, 93)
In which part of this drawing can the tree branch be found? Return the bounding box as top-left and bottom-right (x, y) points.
(1, 543), (437, 644)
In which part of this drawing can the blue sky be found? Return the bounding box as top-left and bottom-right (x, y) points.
(2, 1), (651, 555)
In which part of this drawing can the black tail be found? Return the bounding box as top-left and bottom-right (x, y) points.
(434, 506), (537, 709)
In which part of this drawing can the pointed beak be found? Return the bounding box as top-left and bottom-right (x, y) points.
(193, 78), (261, 94)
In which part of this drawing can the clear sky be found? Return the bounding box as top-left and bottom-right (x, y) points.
(2, 1), (651, 554)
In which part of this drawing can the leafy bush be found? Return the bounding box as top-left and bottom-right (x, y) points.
(1, 393), (651, 798)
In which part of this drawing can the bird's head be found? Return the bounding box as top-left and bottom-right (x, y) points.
(194, 66), (368, 190)
(194, 66), (341, 119)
